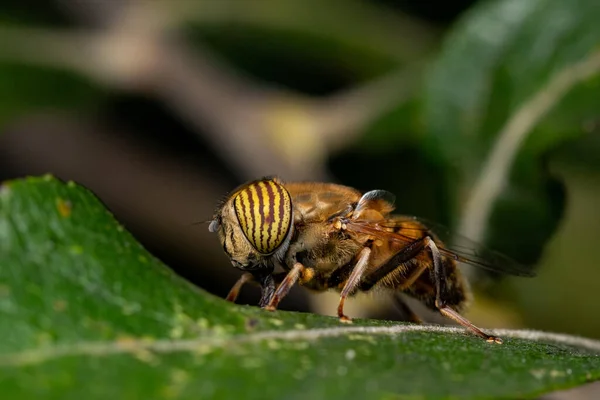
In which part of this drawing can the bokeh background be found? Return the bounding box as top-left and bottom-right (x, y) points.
(1, 0), (599, 339)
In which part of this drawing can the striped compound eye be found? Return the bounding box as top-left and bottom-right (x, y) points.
(233, 179), (293, 255)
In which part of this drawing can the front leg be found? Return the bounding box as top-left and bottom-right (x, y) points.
(257, 272), (290, 307)
(263, 237), (311, 311)
(264, 262), (306, 311)
(226, 269), (279, 308)
(225, 272), (254, 303)
(256, 272), (276, 308)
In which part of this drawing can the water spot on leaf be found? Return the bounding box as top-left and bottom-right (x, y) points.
(169, 325), (184, 339)
(530, 369), (546, 379)
(134, 348), (160, 365)
(345, 349), (356, 361)
(267, 340), (281, 350)
(348, 334), (377, 344)
(211, 324), (235, 336)
(550, 370), (566, 378)
(294, 342), (309, 350)
(196, 318), (209, 330)
(191, 344), (214, 358)
(269, 319), (284, 326)
(140, 336), (156, 344)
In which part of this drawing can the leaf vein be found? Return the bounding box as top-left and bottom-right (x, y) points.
(1, 325), (599, 367)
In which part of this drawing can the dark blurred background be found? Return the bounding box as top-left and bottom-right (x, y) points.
(1, 0), (599, 339)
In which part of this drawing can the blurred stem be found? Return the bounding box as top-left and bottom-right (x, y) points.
(0, 0), (426, 182)
(0, 26), (96, 74)
(316, 62), (425, 155)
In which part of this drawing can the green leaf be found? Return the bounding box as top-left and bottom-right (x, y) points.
(183, 0), (439, 82)
(0, 176), (599, 399)
(0, 63), (102, 128)
(421, 0), (600, 265)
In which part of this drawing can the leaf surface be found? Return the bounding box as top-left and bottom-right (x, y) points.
(0, 176), (599, 399)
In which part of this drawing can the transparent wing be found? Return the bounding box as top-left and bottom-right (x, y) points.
(345, 216), (536, 277)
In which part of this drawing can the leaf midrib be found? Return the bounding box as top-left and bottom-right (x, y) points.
(1, 323), (599, 368)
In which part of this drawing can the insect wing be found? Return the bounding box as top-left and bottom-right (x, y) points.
(285, 182), (361, 223)
(353, 189), (396, 218)
(344, 217), (536, 277)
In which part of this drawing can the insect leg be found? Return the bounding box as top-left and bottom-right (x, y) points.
(225, 272), (254, 303)
(392, 294), (423, 323)
(258, 272), (288, 308)
(337, 247), (372, 323)
(264, 262), (305, 311)
(425, 237), (503, 344)
(226, 270), (283, 308)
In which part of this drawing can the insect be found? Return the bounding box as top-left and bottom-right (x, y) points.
(208, 176), (534, 344)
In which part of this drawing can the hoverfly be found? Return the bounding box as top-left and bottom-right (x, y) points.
(208, 177), (534, 344)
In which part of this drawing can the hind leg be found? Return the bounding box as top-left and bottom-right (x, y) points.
(392, 294), (423, 324)
(425, 236), (502, 344)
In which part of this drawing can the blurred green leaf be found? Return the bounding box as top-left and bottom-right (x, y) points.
(183, 0), (440, 79)
(420, 0), (600, 264)
(0, 63), (102, 127)
(1, 176), (599, 399)
(190, 24), (393, 93)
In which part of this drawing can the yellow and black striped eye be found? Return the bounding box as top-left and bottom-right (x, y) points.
(233, 179), (292, 255)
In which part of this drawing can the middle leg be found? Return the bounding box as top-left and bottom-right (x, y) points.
(392, 294), (423, 324)
(337, 247), (372, 323)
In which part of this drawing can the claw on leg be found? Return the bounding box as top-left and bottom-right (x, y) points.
(438, 304), (502, 344)
(427, 236), (503, 344)
(337, 298), (353, 323)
